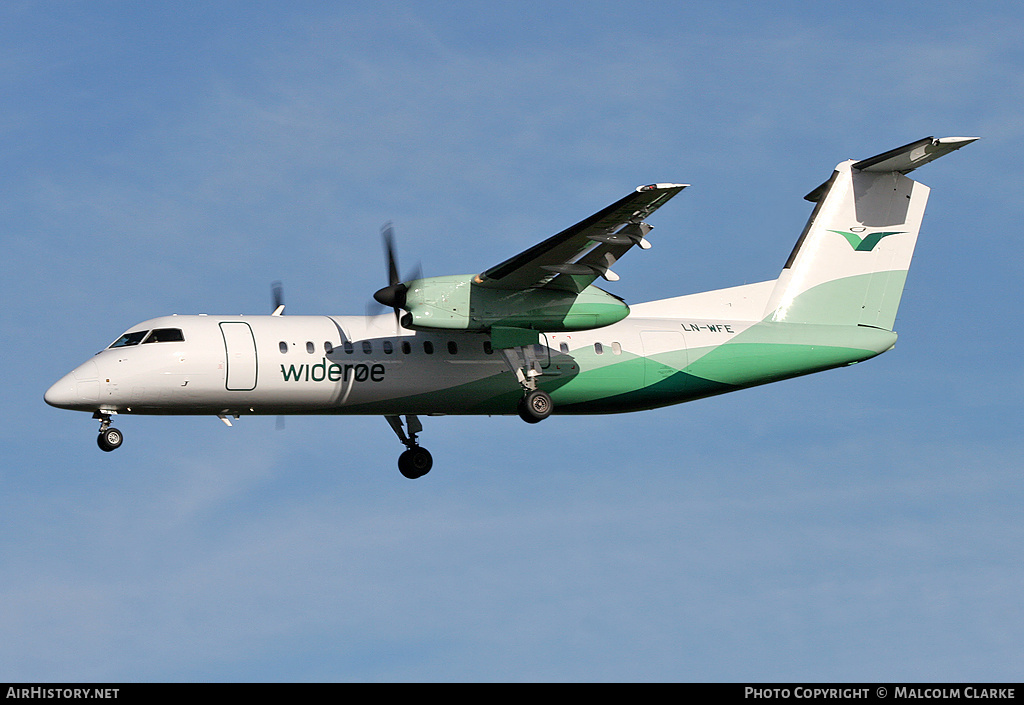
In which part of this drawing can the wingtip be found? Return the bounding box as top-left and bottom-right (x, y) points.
(936, 136), (979, 147)
(635, 183), (689, 192)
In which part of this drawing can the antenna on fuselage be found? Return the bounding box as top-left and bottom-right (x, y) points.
(271, 280), (285, 316)
(270, 280), (287, 428)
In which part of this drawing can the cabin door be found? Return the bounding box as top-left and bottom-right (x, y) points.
(220, 322), (258, 391)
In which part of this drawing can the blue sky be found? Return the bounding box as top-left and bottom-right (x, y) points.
(2, 0), (1022, 682)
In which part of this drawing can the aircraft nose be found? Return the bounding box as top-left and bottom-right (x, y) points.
(44, 360), (100, 410)
(44, 372), (79, 408)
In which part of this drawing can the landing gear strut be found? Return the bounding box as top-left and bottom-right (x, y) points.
(94, 411), (123, 452)
(385, 414), (432, 479)
(501, 346), (554, 424)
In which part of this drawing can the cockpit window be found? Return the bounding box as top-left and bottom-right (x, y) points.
(109, 330), (149, 348)
(142, 328), (185, 344)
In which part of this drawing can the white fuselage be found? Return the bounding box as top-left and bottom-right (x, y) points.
(43, 308), (770, 418)
(43, 313), (615, 416)
(45, 271), (904, 422)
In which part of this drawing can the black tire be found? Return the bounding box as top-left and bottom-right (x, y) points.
(398, 447), (433, 479)
(518, 389), (552, 424)
(97, 427), (123, 452)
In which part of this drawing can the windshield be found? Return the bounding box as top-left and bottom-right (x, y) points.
(109, 330), (149, 348)
(143, 328), (184, 343)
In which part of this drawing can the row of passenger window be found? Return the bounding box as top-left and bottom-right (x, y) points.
(278, 339), (623, 356)
(279, 339), (485, 356)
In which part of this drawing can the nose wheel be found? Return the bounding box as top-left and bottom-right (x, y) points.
(94, 411), (123, 452)
(385, 414), (432, 479)
(398, 446), (433, 479)
(97, 427), (123, 452)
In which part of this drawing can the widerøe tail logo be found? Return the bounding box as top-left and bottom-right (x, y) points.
(828, 229), (904, 252)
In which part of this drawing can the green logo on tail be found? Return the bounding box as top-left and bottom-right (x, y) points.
(829, 230), (904, 251)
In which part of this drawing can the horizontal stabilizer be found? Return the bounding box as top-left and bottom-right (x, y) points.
(853, 136), (978, 173)
(805, 136), (977, 201)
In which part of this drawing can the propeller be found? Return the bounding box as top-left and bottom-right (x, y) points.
(371, 222), (420, 327)
(271, 280), (285, 316)
(373, 223), (406, 311)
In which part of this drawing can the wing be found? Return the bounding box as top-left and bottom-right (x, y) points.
(473, 183), (687, 294)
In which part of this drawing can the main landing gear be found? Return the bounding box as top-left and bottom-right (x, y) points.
(94, 411), (123, 452)
(518, 388), (552, 424)
(500, 346), (554, 424)
(385, 414), (433, 479)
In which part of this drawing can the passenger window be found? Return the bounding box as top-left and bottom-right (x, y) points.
(559, 342), (569, 354)
(594, 342), (604, 355)
(448, 341), (458, 355)
(110, 331), (148, 348)
(423, 341), (434, 354)
(324, 341), (333, 354)
(612, 342), (622, 355)
(483, 340), (493, 355)
(306, 341), (315, 354)
(383, 341), (394, 354)
(362, 341), (372, 354)
(343, 341), (354, 354)
(279, 341), (288, 354)
(401, 341), (411, 354)
(143, 328), (185, 344)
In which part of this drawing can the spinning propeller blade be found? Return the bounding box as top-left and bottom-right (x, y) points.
(372, 223), (420, 327)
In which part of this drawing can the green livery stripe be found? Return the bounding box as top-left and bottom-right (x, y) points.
(555, 324), (895, 414)
(685, 342), (874, 387)
(774, 270), (909, 329)
(686, 320), (898, 386)
(337, 322), (897, 416)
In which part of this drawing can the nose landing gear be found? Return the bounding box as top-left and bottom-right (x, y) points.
(97, 427), (123, 452)
(94, 411), (123, 452)
(385, 414), (432, 479)
(398, 446), (433, 479)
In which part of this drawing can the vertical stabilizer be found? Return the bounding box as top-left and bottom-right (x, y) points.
(764, 136), (976, 330)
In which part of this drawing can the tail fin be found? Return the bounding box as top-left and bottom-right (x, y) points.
(765, 136), (976, 330)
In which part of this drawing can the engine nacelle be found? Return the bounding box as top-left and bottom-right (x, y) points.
(399, 275), (629, 332)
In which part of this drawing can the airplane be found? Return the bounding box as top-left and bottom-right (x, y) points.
(45, 136), (976, 478)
